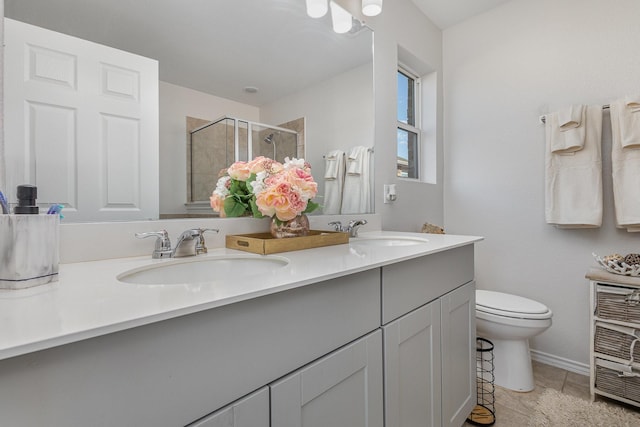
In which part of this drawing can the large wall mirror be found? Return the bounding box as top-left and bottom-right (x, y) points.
(4, 0), (374, 222)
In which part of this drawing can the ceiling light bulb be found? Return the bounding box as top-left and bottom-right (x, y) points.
(362, 0), (382, 17)
(306, 0), (328, 18)
(330, 1), (352, 34)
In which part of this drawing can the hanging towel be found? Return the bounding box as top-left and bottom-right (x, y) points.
(557, 104), (584, 130)
(341, 146), (372, 214)
(610, 99), (640, 231)
(346, 147), (365, 175)
(548, 104), (587, 154)
(545, 105), (603, 228)
(322, 150), (345, 215)
(618, 95), (640, 149)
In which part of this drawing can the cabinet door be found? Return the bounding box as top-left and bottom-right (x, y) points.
(441, 281), (476, 427)
(383, 300), (442, 427)
(188, 388), (269, 427)
(271, 330), (383, 427)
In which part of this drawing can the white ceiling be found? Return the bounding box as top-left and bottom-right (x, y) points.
(411, 0), (512, 29)
(4, 0), (512, 107)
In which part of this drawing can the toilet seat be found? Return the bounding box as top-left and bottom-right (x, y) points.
(476, 290), (552, 320)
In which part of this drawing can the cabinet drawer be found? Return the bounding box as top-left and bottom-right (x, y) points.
(596, 285), (640, 324)
(595, 358), (640, 404)
(594, 322), (640, 362)
(382, 245), (474, 325)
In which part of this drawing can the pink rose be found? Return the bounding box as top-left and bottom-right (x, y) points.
(227, 161), (251, 181)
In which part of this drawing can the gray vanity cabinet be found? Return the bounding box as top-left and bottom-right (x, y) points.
(381, 245), (476, 427)
(383, 299), (442, 427)
(271, 330), (384, 427)
(441, 281), (476, 427)
(189, 388), (270, 427)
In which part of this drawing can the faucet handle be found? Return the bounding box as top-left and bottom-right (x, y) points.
(135, 230), (173, 259)
(194, 228), (219, 255)
(328, 221), (343, 232)
(347, 219), (368, 237)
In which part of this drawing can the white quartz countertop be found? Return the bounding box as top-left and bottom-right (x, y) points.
(0, 231), (482, 361)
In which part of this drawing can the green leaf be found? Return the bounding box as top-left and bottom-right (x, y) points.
(224, 196), (248, 217)
(303, 200), (320, 214)
(249, 199), (264, 218)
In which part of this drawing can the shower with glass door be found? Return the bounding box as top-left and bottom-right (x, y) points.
(188, 116), (300, 203)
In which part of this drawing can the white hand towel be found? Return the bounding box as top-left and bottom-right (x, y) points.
(557, 104), (583, 130)
(545, 105), (602, 228)
(324, 150), (341, 180)
(618, 95), (640, 149)
(549, 105), (587, 154)
(322, 150), (345, 215)
(341, 146), (372, 214)
(610, 100), (640, 230)
(346, 146), (366, 175)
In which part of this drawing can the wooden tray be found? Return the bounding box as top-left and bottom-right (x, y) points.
(226, 230), (349, 255)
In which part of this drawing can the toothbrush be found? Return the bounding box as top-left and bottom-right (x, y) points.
(46, 204), (64, 218)
(0, 191), (8, 214)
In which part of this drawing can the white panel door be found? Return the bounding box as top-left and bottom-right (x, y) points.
(4, 18), (159, 221)
(188, 387), (269, 427)
(441, 281), (476, 427)
(383, 300), (442, 427)
(271, 330), (383, 427)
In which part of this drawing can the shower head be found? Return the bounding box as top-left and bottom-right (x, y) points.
(264, 133), (275, 144)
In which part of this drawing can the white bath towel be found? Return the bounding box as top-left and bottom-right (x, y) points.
(548, 105), (587, 154)
(322, 150), (344, 215)
(618, 95), (640, 149)
(341, 146), (372, 214)
(545, 105), (602, 228)
(610, 99), (640, 230)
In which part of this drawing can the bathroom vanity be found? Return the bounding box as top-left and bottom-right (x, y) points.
(0, 231), (481, 426)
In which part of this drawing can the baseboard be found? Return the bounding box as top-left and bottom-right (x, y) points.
(531, 349), (590, 377)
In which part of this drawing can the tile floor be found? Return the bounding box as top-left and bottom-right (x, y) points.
(463, 361), (640, 426)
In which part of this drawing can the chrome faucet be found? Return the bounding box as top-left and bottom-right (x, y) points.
(135, 230), (173, 259)
(328, 219), (368, 237)
(136, 228), (219, 258)
(172, 228), (219, 258)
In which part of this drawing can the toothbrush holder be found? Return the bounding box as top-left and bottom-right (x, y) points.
(0, 214), (60, 289)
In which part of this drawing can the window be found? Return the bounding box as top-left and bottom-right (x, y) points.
(397, 68), (421, 179)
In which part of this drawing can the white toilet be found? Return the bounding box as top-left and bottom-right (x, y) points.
(475, 290), (553, 392)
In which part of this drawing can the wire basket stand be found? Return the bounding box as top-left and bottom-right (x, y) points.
(467, 337), (496, 426)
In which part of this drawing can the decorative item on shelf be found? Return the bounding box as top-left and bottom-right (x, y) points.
(421, 222), (445, 234)
(210, 156), (319, 238)
(625, 253), (640, 266)
(593, 253), (640, 276)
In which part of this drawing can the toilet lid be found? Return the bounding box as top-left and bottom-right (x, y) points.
(476, 290), (552, 319)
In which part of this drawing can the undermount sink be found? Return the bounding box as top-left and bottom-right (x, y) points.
(350, 235), (429, 247)
(117, 255), (289, 285)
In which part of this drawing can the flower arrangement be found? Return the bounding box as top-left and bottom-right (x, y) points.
(210, 156), (319, 223)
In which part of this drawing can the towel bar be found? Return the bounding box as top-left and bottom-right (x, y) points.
(540, 104), (610, 124)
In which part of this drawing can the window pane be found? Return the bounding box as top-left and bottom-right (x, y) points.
(397, 71), (415, 126)
(397, 128), (418, 179)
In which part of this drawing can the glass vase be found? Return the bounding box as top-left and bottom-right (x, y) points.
(270, 214), (310, 238)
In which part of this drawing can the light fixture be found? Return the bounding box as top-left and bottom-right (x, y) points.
(306, 0), (328, 18)
(362, 0), (383, 17)
(329, 1), (352, 34)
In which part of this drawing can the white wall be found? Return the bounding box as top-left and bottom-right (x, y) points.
(443, 0), (640, 367)
(159, 81), (259, 215)
(260, 62), (374, 207)
(361, 0), (445, 232)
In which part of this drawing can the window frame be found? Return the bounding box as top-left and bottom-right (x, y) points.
(397, 66), (422, 180)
